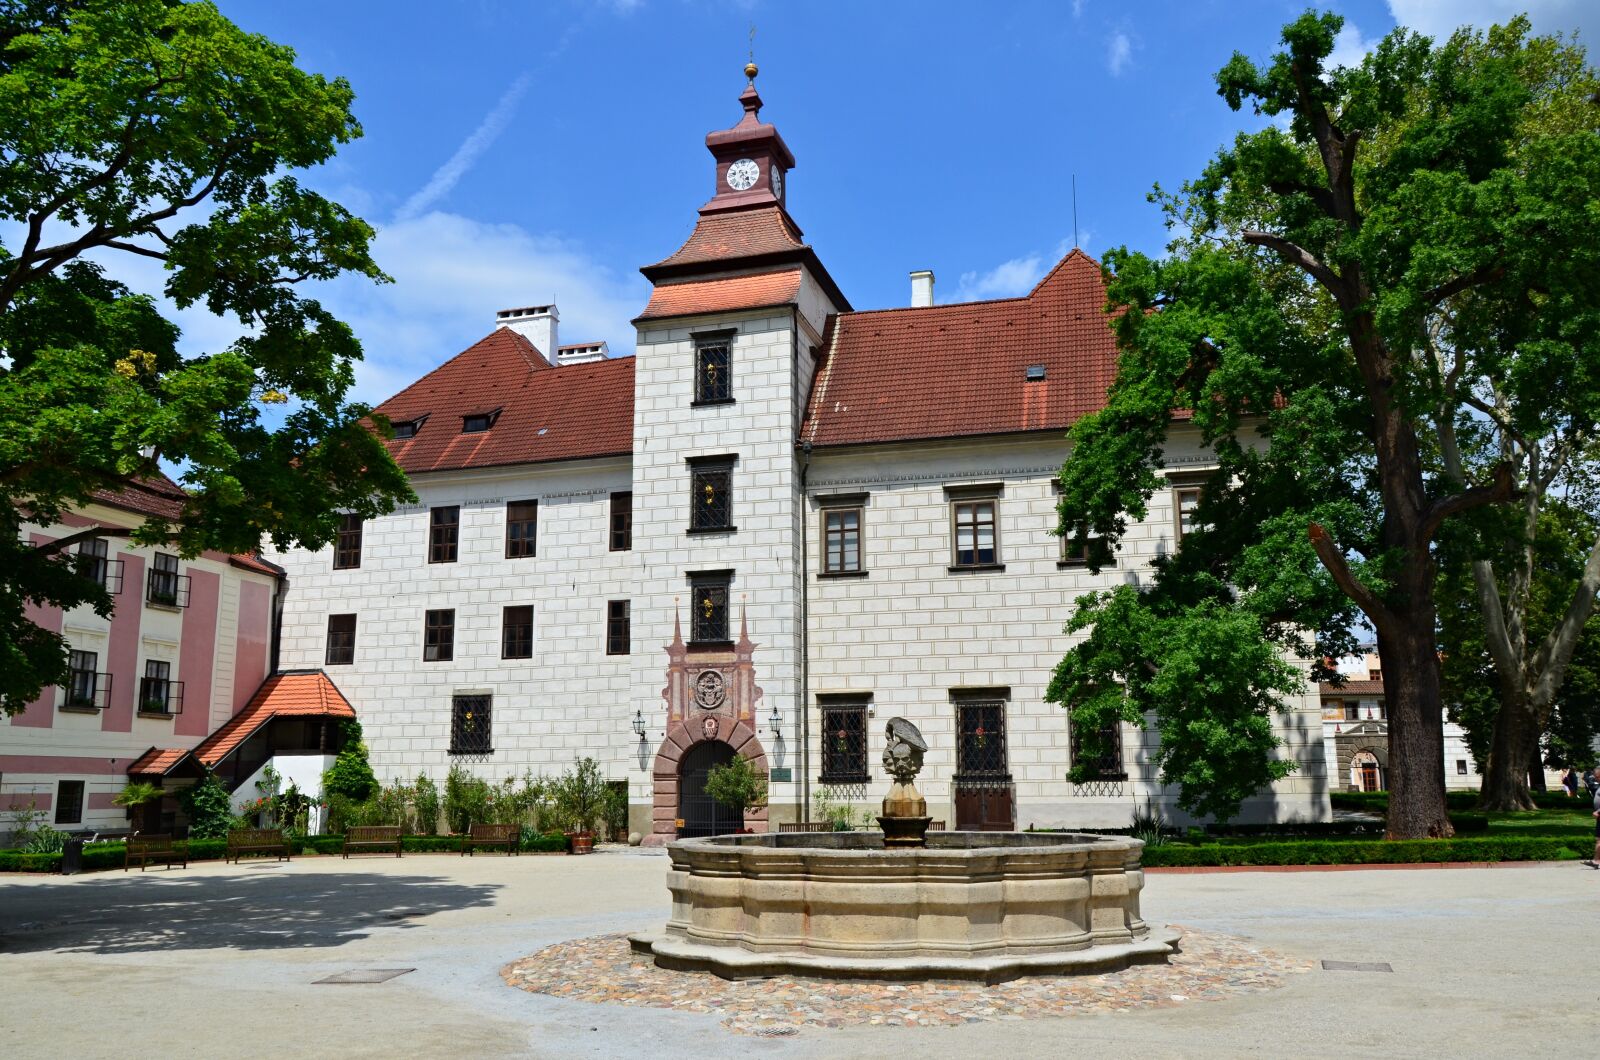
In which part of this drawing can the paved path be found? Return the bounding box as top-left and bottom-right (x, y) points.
(1, 850), (1593, 1058)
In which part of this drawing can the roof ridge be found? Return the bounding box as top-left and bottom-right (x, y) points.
(836, 248), (1104, 321)
(374, 328), (546, 414)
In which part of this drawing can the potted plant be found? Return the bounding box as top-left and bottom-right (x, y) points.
(704, 755), (768, 833)
(552, 757), (606, 854)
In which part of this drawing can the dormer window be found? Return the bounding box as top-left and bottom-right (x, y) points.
(462, 409), (500, 434)
(1026, 364), (1047, 381)
(393, 418), (420, 439)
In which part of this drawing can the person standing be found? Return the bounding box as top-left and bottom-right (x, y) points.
(1589, 767), (1600, 869)
(1563, 767), (1580, 798)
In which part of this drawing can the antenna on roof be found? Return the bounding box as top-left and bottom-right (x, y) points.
(1072, 174), (1079, 250)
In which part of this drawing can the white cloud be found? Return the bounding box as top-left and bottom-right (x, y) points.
(1327, 23), (1377, 70)
(952, 254), (1045, 303)
(395, 73), (533, 222)
(1386, 0), (1598, 45)
(1106, 31), (1133, 76)
(1071, 0), (1085, 17)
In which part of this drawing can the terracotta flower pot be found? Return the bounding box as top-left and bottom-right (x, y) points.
(567, 831), (594, 855)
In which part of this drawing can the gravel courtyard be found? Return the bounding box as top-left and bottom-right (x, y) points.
(1, 851), (1592, 1058)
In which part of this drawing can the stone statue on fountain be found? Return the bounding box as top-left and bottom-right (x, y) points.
(878, 717), (934, 847)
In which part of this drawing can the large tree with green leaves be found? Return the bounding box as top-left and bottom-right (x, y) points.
(1051, 13), (1600, 837)
(0, 0), (412, 715)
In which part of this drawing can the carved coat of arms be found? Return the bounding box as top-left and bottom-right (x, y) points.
(694, 670), (726, 710)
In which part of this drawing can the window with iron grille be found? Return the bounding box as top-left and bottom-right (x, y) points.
(424, 609), (455, 661)
(606, 600), (630, 655)
(689, 573), (731, 643)
(951, 501), (999, 567)
(55, 780), (84, 825)
(450, 694), (492, 755)
(65, 649), (102, 709)
(610, 492), (632, 551)
(139, 660), (181, 715)
(689, 459), (734, 532)
(505, 500), (537, 558)
(146, 552), (189, 607)
(334, 513), (363, 569)
(823, 507), (863, 574)
(429, 506), (460, 563)
(325, 614), (356, 666)
(819, 701), (869, 783)
(693, 335), (733, 404)
(502, 605), (534, 659)
(954, 698), (1009, 778)
(1069, 716), (1126, 780)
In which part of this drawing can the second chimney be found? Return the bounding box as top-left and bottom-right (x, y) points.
(495, 304), (559, 367)
(910, 270), (935, 308)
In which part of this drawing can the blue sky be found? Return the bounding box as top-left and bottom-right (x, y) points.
(156, 1), (1600, 403)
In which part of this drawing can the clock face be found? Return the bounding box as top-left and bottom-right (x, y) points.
(726, 158), (760, 191)
(770, 166), (783, 199)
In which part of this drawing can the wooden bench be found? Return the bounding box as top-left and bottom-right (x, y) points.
(929, 821), (947, 830)
(227, 827), (291, 863)
(778, 821), (834, 833)
(124, 834), (187, 871)
(461, 823), (518, 856)
(341, 825), (402, 858)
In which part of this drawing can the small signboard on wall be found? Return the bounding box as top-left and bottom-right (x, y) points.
(769, 768), (792, 783)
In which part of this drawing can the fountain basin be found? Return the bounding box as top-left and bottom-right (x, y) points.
(629, 831), (1179, 983)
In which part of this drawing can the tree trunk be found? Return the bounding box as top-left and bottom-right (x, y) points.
(1377, 619), (1455, 839)
(1478, 698), (1539, 811)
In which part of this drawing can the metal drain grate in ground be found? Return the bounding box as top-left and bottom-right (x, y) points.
(1321, 960), (1393, 973)
(314, 968), (416, 985)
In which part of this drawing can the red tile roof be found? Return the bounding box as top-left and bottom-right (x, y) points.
(801, 251), (1119, 449)
(1320, 680), (1386, 697)
(128, 747), (189, 776)
(644, 206), (807, 272)
(93, 473), (187, 521)
(637, 269), (803, 322)
(229, 553), (284, 577)
(191, 670), (356, 769)
(375, 328), (635, 474)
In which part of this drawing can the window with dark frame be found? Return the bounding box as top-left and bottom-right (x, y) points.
(606, 600), (630, 655)
(823, 507), (862, 574)
(693, 334), (732, 404)
(502, 605), (534, 659)
(1343, 700), (1360, 722)
(1069, 715), (1127, 780)
(429, 506), (460, 563)
(334, 513), (363, 569)
(952, 500), (998, 567)
(1456, 759), (1468, 775)
(609, 492), (632, 551)
(325, 614), (356, 666)
(450, 694), (492, 755)
(78, 538), (109, 587)
(689, 573), (731, 643)
(140, 659), (178, 714)
(54, 780), (84, 825)
(954, 697), (1009, 779)
(819, 700), (869, 783)
(147, 551), (188, 607)
(1174, 486), (1204, 539)
(65, 649), (100, 708)
(462, 411), (494, 433)
(505, 500), (538, 558)
(689, 459), (735, 532)
(424, 608), (455, 661)
(392, 416), (423, 440)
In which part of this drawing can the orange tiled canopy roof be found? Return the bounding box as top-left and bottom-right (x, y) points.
(190, 670), (356, 769)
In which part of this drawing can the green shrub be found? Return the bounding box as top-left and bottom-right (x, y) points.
(23, 824), (67, 854)
(520, 830), (569, 853)
(444, 764), (494, 832)
(413, 774), (441, 835)
(0, 849), (63, 871)
(1142, 836), (1581, 868)
(551, 757), (608, 834)
(179, 773), (235, 840)
(323, 719), (379, 802)
(704, 756), (766, 821)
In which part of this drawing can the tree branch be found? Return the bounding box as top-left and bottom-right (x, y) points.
(1241, 230), (1340, 290)
(101, 239), (169, 262)
(29, 525), (136, 558)
(1419, 461), (1519, 544)
(1308, 522), (1397, 634)
(1424, 264), (1506, 306)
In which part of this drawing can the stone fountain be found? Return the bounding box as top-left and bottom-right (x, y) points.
(630, 718), (1179, 983)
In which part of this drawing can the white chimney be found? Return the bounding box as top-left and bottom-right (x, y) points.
(556, 340), (608, 366)
(495, 304), (559, 367)
(910, 269), (935, 308)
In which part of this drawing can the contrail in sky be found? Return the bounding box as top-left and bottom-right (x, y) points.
(396, 72), (533, 222)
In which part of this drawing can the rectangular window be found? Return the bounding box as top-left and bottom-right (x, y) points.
(1456, 759), (1468, 775)
(689, 572), (731, 643)
(146, 552), (188, 607)
(450, 694), (492, 755)
(823, 507), (862, 574)
(78, 538), (109, 588)
(1174, 486), (1204, 540)
(606, 600), (631, 656)
(393, 417), (420, 439)
(424, 609), (455, 662)
(819, 700), (869, 783)
(1070, 716), (1127, 780)
(502, 605), (534, 659)
(462, 412), (492, 433)
(505, 500), (538, 558)
(1343, 701), (1360, 722)
(139, 660), (180, 715)
(54, 780), (84, 826)
(65, 650), (101, 709)
(610, 491), (633, 551)
(693, 333), (733, 404)
(955, 697), (1009, 778)
(429, 506), (460, 563)
(952, 500), (999, 567)
(325, 614), (356, 666)
(689, 459), (735, 532)
(334, 513), (363, 570)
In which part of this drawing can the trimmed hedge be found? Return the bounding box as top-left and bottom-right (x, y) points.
(1332, 790), (1589, 813)
(1143, 836), (1583, 868)
(0, 851), (63, 872)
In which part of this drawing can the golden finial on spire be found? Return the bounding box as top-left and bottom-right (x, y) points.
(745, 23), (758, 82)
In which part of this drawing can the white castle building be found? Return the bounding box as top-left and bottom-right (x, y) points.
(268, 71), (1329, 838)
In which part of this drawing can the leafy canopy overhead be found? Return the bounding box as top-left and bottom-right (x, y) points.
(0, 0), (413, 714)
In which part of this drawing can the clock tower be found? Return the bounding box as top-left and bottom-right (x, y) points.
(702, 61), (792, 212)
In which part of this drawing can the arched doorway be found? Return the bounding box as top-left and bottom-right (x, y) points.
(678, 741), (743, 837)
(1352, 750), (1382, 792)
